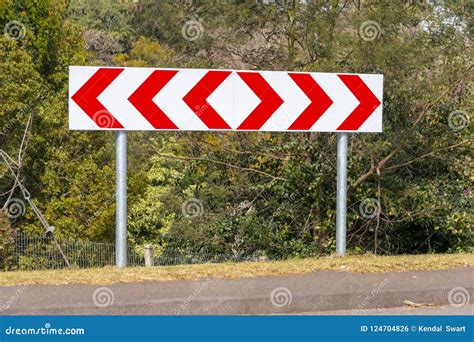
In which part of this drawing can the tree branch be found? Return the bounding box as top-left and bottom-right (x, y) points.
(349, 66), (472, 192)
(385, 140), (472, 172)
(153, 152), (287, 181)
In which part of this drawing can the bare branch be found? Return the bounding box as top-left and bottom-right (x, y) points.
(153, 152), (287, 181)
(385, 140), (472, 172)
(349, 66), (472, 192)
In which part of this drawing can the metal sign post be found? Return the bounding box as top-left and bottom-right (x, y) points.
(115, 131), (127, 267)
(69, 66), (383, 267)
(336, 133), (348, 256)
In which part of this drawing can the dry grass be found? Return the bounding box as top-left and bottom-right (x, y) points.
(0, 253), (472, 286)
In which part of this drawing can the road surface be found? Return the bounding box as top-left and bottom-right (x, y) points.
(1, 267), (472, 315)
(302, 304), (474, 315)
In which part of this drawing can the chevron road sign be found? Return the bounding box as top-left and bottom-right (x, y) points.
(68, 65), (384, 266)
(69, 66), (383, 132)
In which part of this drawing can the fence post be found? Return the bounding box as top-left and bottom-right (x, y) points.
(144, 244), (154, 267)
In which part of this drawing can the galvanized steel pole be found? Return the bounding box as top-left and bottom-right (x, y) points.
(116, 131), (127, 267)
(336, 133), (348, 256)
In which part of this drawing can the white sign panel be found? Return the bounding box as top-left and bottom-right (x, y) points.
(69, 66), (383, 132)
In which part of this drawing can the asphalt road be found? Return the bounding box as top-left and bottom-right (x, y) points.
(302, 304), (474, 315)
(0, 267), (472, 315)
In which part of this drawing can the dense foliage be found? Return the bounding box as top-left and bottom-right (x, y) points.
(0, 0), (472, 262)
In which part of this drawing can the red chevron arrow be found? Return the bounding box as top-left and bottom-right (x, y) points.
(237, 72), (284, 130)
(128, 70), (178, 129)
(71, 68), (124, 128)
(183, 71), (232, 129)
(337, 74), (381, 130)
(288, 73), (333, 130)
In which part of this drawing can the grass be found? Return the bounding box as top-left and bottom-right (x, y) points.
(0, 253), (472, 286)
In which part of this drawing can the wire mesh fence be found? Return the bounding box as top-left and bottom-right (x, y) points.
(8, 232), (143, 270)
(154, 250), (256, 267)
(1, 231), (260, 271)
